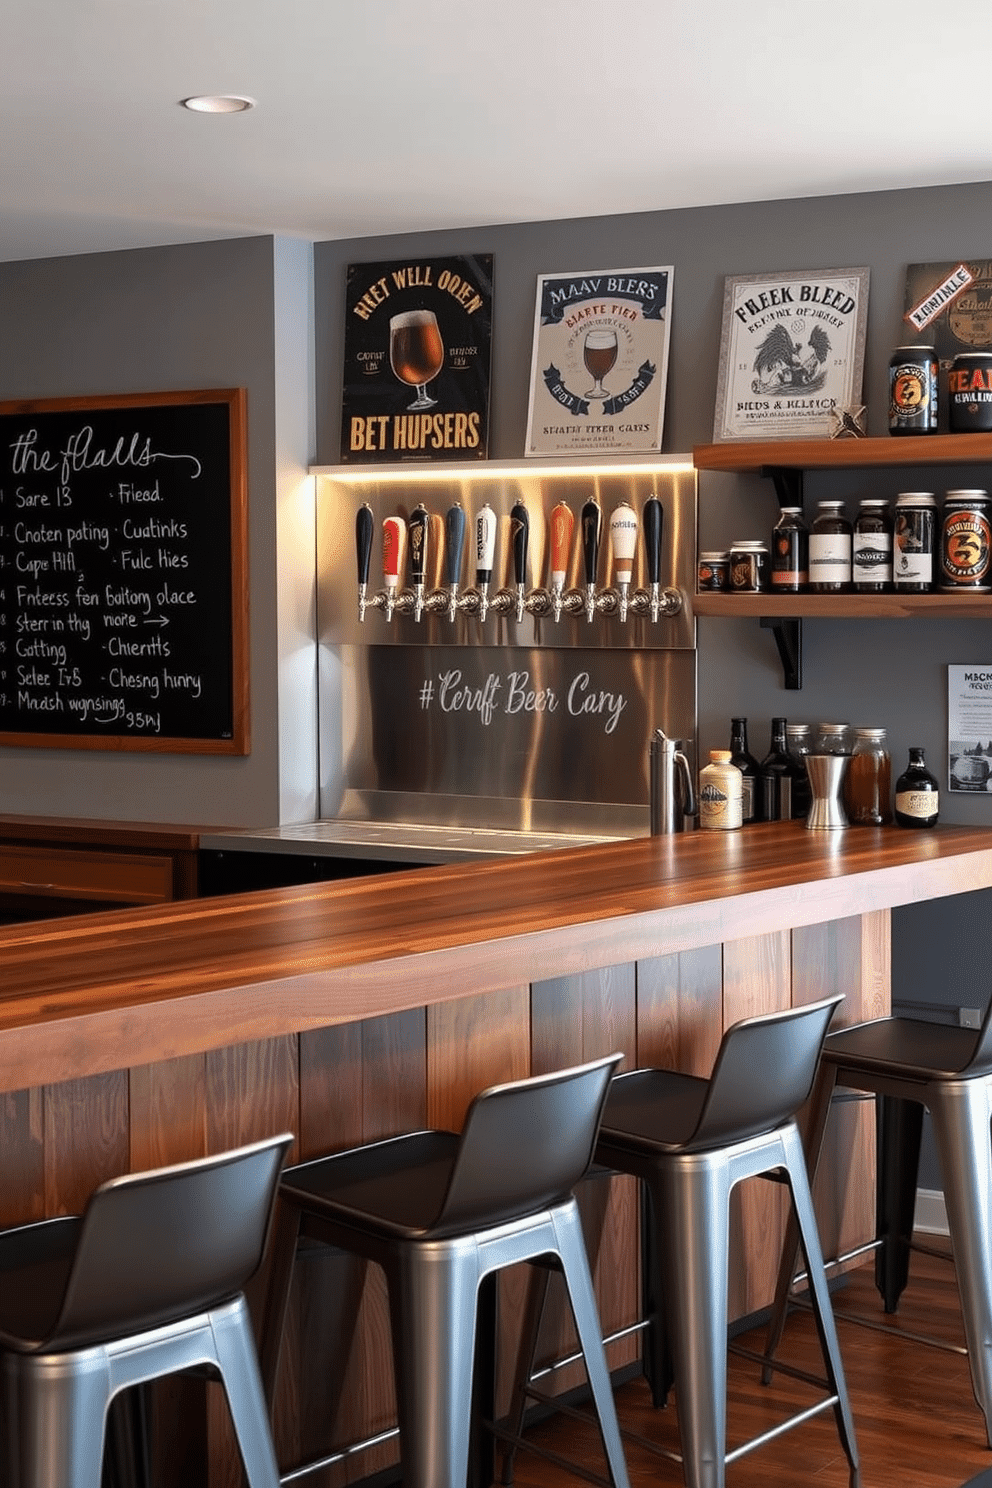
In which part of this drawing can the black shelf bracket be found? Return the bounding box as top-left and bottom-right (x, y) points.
(760, 616), (803, 689)
(760, 466), (804, 509)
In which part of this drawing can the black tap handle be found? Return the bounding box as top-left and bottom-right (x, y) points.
(445, 502), (466, 587)
(510, 502), (529, 587)
(643, 496), (663, 585)
(408, 504), (429, 584)
(581, 499), (602, 585)
(356, 504), (374, 586)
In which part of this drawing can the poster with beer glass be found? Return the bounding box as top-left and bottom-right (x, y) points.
(340, 254), (493, 463)
(524, 265), (674, 456)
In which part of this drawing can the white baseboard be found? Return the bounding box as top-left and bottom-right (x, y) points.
(914, 1187), (949, 1236)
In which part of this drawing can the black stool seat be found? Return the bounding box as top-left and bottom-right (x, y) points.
(766, 1003), (992, 1445)
(0, 1134), (292, 1488)
(263, 1056), (632, 1488)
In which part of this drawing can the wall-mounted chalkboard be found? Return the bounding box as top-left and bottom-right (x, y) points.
(0, 389), (249, 754)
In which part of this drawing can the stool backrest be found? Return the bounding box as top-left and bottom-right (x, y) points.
(964, 992), (992, 1070)
(47, 1132), (293, 1350)
(688, 996), (843, 1150)
(432, 1054), (622, 1237)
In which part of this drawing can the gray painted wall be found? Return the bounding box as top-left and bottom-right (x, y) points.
(315, 182), (992, 1189)
(0, 234), (317, 827)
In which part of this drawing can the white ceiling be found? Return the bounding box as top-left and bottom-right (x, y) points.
(4, 0), (992, 265)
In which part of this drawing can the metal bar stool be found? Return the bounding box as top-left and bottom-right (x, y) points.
(0, 1133), (292, 1488)
(261, 1055), (631, 1488)
(504, 997), (859, 1488)
(765, 998), (992, 1444)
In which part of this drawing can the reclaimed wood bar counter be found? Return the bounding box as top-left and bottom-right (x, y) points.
(3, 821), (991, 1486)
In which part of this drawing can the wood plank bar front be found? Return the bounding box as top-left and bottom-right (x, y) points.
(0, 823), (986, 1485)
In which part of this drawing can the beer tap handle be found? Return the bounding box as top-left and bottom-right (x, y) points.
(475, 503), (497, 621)
(381, 514), (406, 624)
(444, 502), (466, 621)
(356, 503), (375, 622)
(581, 498), (602, 622)
(550, 500), (574, 623)
(609, 502), (638, 623)
(510, 501), (529, 622)
(643, 495), (664, 622)
(408, 503), (429, 622)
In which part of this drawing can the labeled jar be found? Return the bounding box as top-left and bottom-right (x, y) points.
(808, 501), (852, 592)
(893, 492), (937, 592)
(697, 551), (730, 592)
(948, 352), (992, 433)
(729, 540), (769, 593)
(939, 490), (992, 590)
(852, 499), (893, 592)
(889, 346), (938, 435)
(770, 507), (808, 593)
(698, 750), (743, 830)
(844, 727), (892, 826)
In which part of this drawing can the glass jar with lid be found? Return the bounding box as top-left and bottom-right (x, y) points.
(844, 727), (892, 825)
(809, 501), (852, 593)
(815, 723), (852, 756)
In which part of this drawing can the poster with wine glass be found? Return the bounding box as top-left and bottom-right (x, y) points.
(339, 254), (493, 463)
(524, 265), (674, 457)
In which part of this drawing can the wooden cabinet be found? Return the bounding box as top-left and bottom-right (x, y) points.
(0, 815), (200, 917)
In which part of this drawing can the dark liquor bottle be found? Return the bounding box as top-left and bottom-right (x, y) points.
(894, 747), (939, 828)
(760, 716), (798, 822)
(729, 717), (761, 824)
(809, 501), (852, 593)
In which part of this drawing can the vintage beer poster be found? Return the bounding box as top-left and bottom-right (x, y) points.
(949, 664), (992, 793)
(340, 254), (493, 463)
(903, 260), (992, 429)
(524, 266), (673, 456)
(713, 266), (869, 441)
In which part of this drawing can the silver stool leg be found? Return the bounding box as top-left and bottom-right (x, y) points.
(211, 1297), (282, 1488)
(929, 1077), (992, 1446)
(652, 1152), (731, 1488)
(7, 1351), (110, 1488)
(552, 1204), (632, 1488)
(389, 1239), (480, 1488)
(779, 1124), (859, 1484)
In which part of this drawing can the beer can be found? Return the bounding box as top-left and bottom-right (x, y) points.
(948, 353), (992, 433)
(939, 490), (992, 590)
(893, 492), (936, 592)
(697, 551), (730, 592)
(729, 540), (769, 593)
(889, 347), (938, 435)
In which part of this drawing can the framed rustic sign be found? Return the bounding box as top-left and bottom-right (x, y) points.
(713, 266), (869, 441)
(0, 388), (249, 753)
(525, 265), (674, 456)
(340, 254), (493, 463)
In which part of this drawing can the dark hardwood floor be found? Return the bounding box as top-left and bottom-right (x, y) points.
(502, 1241), (990, 1488)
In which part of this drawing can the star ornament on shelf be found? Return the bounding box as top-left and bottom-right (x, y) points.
(829, 403), (867, 439)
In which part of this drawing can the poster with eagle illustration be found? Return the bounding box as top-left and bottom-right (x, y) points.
(713, 266), (869, 441)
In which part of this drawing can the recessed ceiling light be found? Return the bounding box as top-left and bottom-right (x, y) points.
(180, 95), (255, 114)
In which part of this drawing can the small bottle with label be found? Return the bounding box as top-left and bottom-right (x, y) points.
(894, 747), (939, 829)
(698, 750), (743, 830)
(729, 717), (761, 824)
(770, 507), (808, 593)
(852, 500), (893, 592)
(809, 501), (852, 593)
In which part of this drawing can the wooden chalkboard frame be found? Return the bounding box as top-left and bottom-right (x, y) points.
(0, 388), (249, 755)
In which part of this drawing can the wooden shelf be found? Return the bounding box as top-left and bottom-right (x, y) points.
(693, 433), (992, 473)
(693, 591), (992, 618)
